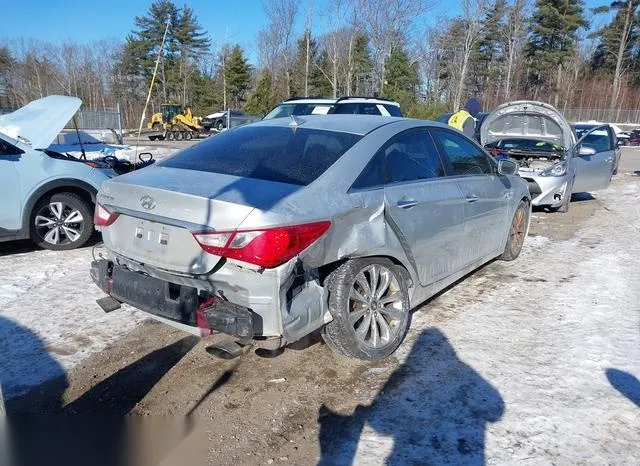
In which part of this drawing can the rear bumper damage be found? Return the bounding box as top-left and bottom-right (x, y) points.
(90, 259), (258, 338)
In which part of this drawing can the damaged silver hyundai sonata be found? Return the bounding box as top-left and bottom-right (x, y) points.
(482, 101), (616, 212)
(91, 115), (530, 360)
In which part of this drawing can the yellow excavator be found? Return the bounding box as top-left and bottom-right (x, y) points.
(147, 103), (204, 140)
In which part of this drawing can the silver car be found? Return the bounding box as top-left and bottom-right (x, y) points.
(481, 101), (616, 212)
(91, 116), (530, 360)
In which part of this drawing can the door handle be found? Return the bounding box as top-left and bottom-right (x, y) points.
(397, 199), (418, 209)
(465, 195), (479, 203)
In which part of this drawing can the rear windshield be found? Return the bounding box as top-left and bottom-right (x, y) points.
(159, 126), (362, 186)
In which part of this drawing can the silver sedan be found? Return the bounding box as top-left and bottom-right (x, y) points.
(91, 115), (531, 360)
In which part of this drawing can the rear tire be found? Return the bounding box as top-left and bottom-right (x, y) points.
(322, 258), (411, 360)
(216, 121), (224, 131)
(30, 192), (93, 251)
(500, 200), (529, 261)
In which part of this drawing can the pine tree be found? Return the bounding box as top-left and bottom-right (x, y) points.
(312, 51), (335, 97)
(525, 0), (587, 105)
(119, 0), (210, 106)
(350, 33), (374, 95)
(292, 30), (320, 96)
(382, 47), (419, 109)
(244, 70), (277, 116)
(224, 45), (252, 109)
(590, 1), (640, 104)
(473, 0), (507, 104)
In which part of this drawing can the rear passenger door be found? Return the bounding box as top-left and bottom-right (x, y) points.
(431, 128), (510, 262)
(353, 128), (468, 286)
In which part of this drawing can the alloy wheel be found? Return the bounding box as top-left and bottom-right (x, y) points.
(34, 201), (85, 246)
(348, 264), (406, 349)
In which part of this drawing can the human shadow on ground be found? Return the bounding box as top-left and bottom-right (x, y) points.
(7, 335), (204, 466)
(606, 368), (640, 408)
(317, 328), (504, 465)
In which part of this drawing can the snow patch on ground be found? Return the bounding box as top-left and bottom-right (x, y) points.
(0, 247), (145, 399)
(321, 180), (640, 464)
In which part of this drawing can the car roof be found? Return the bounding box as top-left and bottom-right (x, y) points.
(279, 97), (400, 106)
(250, 114), (457, 136)
(250, 114), (405, 135)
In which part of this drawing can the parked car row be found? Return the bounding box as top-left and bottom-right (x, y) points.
(0, 95), (625, 362)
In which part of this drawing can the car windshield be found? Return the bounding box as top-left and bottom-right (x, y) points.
(488, 138), (564, 153)
(574, 126), (611, 152)
(263, 103), (334, 120)
(159, 126), (362, 186)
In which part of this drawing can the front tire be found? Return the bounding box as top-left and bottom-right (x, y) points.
(322, 258), (411, 360)
(216, 121), (224, 131)
(30, 192), (94, 251)
(500, 200), (529, 261)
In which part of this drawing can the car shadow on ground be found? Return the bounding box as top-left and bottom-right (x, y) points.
(316, 328), (504, 465)
(0, 233), (102, 257)
(606, 369), (640, 408)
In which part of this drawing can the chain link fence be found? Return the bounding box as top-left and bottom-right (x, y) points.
(1, 106), (123, 134)
(562, 108), (640, 124)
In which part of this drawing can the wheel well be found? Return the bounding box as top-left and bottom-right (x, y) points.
(317, 255), (414, 288)
(24, 184), (96, 233)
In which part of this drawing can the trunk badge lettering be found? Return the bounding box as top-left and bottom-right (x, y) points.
(140, 195), (156, 210)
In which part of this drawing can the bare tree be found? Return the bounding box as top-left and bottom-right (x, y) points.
(608, 0), (639, 107)
(259, 0), (299, 97)
(355, 0), (433, 93)
(452, 0), (489, 111)
(504, 0), (529, 100)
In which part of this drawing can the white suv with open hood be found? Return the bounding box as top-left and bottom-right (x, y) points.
(0, 96), (118, 250)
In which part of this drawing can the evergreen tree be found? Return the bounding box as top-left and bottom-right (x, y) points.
(291, 30), (322, 96)
(350, 33), (374, 94)
(312, 51), (335, 97)
(382, 47), (419, 109)
(244, 70), (277, 116)
(224, 45), (252, 109)
(525, 0), (587, 103)
(590, 1), (639, 74)
(119, 0), (210, 106)
(474, 0), (507, 95)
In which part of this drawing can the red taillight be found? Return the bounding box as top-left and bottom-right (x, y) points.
(193, 221), (331, 268)
(94, 202), (119, 227)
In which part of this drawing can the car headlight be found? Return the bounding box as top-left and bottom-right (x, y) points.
(540, 161), (568, 177)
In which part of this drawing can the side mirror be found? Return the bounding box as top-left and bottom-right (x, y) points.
(616, 139), (625, 148)
(497, 158), (518, 176)
(578, 146), (597, 156)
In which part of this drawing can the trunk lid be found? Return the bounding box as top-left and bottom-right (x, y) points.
(481, 101), (575, 150)
(98, 165), (301, 274)
(0, 95), (81, 149)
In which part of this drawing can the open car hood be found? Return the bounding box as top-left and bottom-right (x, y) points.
(0, 95), (82, 149)
(481, 101), (575, 150)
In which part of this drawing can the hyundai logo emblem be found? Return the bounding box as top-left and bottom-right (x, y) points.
(140, 194), (156, 210)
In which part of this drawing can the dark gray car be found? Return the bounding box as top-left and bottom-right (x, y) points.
(92, 115), (530, 360)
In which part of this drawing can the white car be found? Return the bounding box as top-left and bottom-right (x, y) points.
(263, 97), (403, 120)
